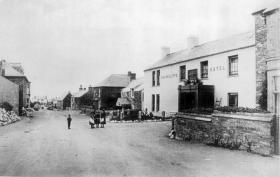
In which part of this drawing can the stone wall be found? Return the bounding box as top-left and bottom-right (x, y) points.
(174, 112), (274, 155)
(0, 76), (19, 114)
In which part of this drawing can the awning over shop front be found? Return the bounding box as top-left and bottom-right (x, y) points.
(116, 97), (131, 106)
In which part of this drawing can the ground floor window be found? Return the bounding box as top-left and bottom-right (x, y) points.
(152, 94), (155, 111)
(151, 94), (160, 112)
(156, 94), (160, 112)
(228, 93), (238, 107)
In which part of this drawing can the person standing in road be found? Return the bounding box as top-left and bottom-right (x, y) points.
(67, 114), (72, 129)
(89, 111), (95, 129)
(101, 109), (106, 128)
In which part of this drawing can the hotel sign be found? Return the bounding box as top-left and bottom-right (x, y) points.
(161, 73), (178, 79)
(210, 66), (225, 72)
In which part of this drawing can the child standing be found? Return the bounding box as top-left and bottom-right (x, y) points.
(67, 114), (72, 129)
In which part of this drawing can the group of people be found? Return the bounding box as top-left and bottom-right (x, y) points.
(66, 109), (106, 130)
(89, 109), (106, 128)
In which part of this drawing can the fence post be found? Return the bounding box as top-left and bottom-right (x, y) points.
(275, 114), (280, 155)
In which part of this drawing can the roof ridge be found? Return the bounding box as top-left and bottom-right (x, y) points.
(197, 30), (254, 47)
(145, 30), (255, 71)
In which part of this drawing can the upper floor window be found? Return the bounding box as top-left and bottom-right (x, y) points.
(188, 69), (198, 81)
(152, 70), (160, 86)
(229, 55), (238, 76)
(180, 65), (186, 81)
(200, 61), (208, 79)
(156, 70), (160, 86)
(152, 71), (155, 86)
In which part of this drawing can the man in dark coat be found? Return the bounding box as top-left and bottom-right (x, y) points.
(101, 109), (106, 128)
(67, 114), (72, 129)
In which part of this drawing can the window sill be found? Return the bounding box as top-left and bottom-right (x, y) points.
(228, 74), (239, 78)
(201, 77), (208, 80)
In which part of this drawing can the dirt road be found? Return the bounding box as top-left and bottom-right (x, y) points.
(0, 110), (279, 177)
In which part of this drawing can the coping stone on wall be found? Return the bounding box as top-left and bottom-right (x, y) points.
(212, 112), (273, 122)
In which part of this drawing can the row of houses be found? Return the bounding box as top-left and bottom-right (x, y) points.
(55, 71), (144, 111)
(0, 60), (31, 115)
(56, 6), (279, 117)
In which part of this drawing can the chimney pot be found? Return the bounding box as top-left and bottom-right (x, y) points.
(161, 47), (170, 58)
(128, 71), (136, 81)
(187, 36), (199, 49)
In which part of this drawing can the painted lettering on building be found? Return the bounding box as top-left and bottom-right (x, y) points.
(210, 66), (225, 72)
(161, 73), (178, 79)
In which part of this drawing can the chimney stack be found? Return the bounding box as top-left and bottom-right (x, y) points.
(187, 36), (199, 49)
(128, 71), (136, 81)
(0, 60), (6, 76)
(161, 46), (170, 58)
(0, 61), (2, 76)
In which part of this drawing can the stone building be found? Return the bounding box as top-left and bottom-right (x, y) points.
(57, 92), (72, 110)
(117, 78), (144, 110)
(0, 60), (30, 115)
(71, 85), (88, 110)
(0, 74), (19, 114)
(253, 5), (280, 154)
(91, 72), (136, 109)
(144, 4), (280, 116)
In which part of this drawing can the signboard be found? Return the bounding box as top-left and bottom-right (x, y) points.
(161, 73), (178, 79)
(210, 66), (225, 72)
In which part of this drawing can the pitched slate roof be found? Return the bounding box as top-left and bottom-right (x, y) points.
(57, 92), (71, 101)
(145, 31), (255, 71)
(72, 89), (88, 98)
(116, 97), (131, 106)
(135, 83), (144, 91)
(2, 61), (30, 82)
(94, 74), (130, 87)
(122, 78), (143, 92)
(5, 63), (24, 77)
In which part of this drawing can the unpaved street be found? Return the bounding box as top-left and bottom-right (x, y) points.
(0, 110), (279, 177)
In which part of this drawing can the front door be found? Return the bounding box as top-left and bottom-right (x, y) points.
(179, 92), (196, 112)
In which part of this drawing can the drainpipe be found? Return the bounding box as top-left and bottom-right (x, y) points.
(273, 75), (280, 155)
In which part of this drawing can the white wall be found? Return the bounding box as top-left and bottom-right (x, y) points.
(144, 46), (256, 114)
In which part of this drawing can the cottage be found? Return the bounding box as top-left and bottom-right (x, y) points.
(92, 72), (136, 109)
(0, 60), (30, 115)
(117, 78), (144, 110)
(144, 5), (280, 115)
(57, 92), (72, 110)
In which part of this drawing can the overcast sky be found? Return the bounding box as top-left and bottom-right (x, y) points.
(0, 0), (277, 98)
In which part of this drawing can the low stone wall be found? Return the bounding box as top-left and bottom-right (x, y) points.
(174, 112), (275, 155)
